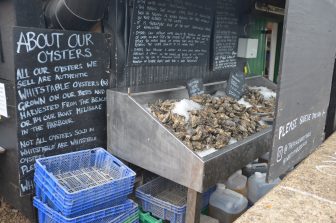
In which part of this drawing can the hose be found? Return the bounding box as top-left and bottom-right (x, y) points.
(44, 0), (109, 31)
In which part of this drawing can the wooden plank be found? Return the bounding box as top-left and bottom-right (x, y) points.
(186, 188), (202, 223)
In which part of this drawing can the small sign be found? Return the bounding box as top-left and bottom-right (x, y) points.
(186, 78), (205, 97)
(226, 71), (245, 100)
(0, 83), (8, 117)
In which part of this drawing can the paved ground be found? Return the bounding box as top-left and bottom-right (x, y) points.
(0, 199), (30, 223)
(236, 133), (336, 223)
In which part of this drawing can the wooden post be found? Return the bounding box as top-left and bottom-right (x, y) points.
(185, 188), (202, 223)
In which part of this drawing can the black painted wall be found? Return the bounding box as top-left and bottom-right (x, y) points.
(326, 59), (336, 138)
(0, 0), (44, 220)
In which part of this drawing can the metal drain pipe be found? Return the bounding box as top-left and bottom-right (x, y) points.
(45, 0), (109, 31)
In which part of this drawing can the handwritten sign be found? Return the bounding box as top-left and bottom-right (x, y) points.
(128, 0), (213, 65)
(268, 0), (336, 181)
(213, 0), (239, 71)
(226, 71), (245, 100)
(13, 27), (109, 195)
(186, 78), (204, 97)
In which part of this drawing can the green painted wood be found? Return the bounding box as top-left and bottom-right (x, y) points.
(247, 18), (267, 76)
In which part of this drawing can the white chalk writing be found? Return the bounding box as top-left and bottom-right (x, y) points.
(130, 0), (212, 65)
(14, 29), (108, 195)
(213, 0), (238, 70)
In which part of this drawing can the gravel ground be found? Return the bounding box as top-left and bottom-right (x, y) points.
(0, 199), (31, 223)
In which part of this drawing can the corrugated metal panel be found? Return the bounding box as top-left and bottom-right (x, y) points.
(127, 65), (209, 91)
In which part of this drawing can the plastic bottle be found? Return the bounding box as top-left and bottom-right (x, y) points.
(225, 170), (247, 197)
(209, 184), (248, 223)
(247, 172), (281, 204)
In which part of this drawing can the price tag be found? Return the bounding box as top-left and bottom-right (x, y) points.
(226, 71), (245, 100)
(186, 78), (204, 97)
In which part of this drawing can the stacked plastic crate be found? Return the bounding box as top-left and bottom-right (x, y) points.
(33, 148), (138, 223)
(136, 177), (215, 223)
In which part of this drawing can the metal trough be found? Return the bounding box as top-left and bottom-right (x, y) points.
(107, 76), (276, 192)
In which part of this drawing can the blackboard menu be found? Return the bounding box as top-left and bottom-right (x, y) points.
(213, 0), (239, 71)
(226, 71), (245, 100)
(13, 27), (109, 195)
(268, 1), (336, 180)
(128, 0), (214, 65)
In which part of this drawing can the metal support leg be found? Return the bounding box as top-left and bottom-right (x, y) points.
(186, 188), (202, 223)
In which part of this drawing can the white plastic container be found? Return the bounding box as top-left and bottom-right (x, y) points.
(247, 172), (281, 204)
(209, 184), (248, 223)
(225, 170), (247, 197)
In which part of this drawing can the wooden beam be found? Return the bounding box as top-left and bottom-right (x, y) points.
(186, 188), (202, 223)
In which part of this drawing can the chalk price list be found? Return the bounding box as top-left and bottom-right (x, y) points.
(130, 0), (213, 65)
(14, 29), (109, 194)
(213, 0), (238, 70)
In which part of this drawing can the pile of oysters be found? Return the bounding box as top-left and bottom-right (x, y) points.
(149, 87), (275, 151)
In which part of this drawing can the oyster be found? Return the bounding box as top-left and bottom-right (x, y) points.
(214, 135), (230, 149)
(171, 114), (185, 130)
(158, 113), (170, 124)
(192, 141), (203, 151)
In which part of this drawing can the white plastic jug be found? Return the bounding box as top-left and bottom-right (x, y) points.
(247, 172), (281, 204)
(209, 184), (248, 223)
(225, 170), (247, 197)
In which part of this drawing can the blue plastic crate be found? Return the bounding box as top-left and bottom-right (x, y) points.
(110, 202), (139, 223)
(33, 197), (135, 223)
(136, 177), (215, 223)
(34, 173), (132, 217)
(34, 169), (132, 203)
(35, 177), (130, 217)
(123, 213), (139, 223)
(34, 148), (136, 217)
(201, 186), (216, 209)
(34, 173), (131, 203)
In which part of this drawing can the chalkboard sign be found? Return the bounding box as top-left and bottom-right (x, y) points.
(13, 27), (110, 195)
(128, 0), (214, 65)
(267, 1), (336, 181)
(186, 78), (204, 97)
(226, 71), (245, 100)
(212, 0), (239, 71)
